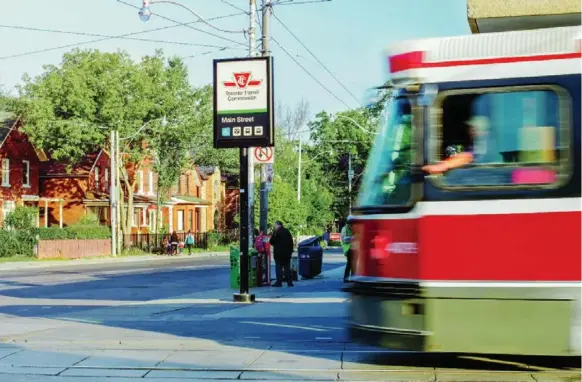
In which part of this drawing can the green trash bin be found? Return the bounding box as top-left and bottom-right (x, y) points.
(230, 247), (259, 289)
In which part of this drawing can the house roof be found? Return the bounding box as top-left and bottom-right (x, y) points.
(0, 112), (49, 161)
(41, 150), (102, 177)
(171, 195), (212, 205)
(197, 165), (216, 180)
(0, 112), (16, 147)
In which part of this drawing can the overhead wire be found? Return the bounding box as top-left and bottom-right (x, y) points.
(220, 0), (250, 14)
(0, 10), (247, 60)
(116, 0), (248, 46)
(272, 0), (332, 6)
(0, 24), (248, 50)
(271, 37), (352, 109)
(272, 11), (361, 106)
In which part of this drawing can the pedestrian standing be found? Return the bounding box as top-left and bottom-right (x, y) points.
(185, 230), (195, 255)
(322, 229), (330, 250)
(341, 218), (354, 283)
(269, 221), (294, 287)
(170, 231), (179, 256)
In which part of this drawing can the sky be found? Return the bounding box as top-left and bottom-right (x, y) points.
(0, 0), (471, 118)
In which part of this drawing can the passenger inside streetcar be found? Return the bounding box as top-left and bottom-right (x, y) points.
(422, 115), (490, 175)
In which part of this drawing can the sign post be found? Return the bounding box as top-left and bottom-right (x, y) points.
(213, 56), (274, 303)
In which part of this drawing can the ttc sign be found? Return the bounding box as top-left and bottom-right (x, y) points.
(213, 56), (274, 149)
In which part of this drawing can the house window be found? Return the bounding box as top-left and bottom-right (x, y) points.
(195, 186), (200, 198)
(137, 170), (144, 194)
(105, 168), (109, 190)
(148, 171), (153, 195)
(177, 210), (184, 231)
(2, 200), (15, 229)
(176, 176), (181, 194)
(214, 180), (219, 200)
(22, 160), (30, 187)
(2, 159), (9, 187)
(94, 167), (99, 190)
(186, 174), (190, 194)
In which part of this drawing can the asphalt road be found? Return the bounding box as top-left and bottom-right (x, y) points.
(0, 250), (579, 381)
(0, 250), (348, 342)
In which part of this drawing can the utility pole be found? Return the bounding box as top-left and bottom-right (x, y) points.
(247, 0), (256, 247)
(348, 153), (353, 215)
(297, 138), (302, 201)
(259, 0), (271, 233)
(110, 130), (117, 257)
(116, 130), (122, 253)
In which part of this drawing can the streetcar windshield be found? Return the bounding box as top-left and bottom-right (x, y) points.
(356, 93), (413, 209)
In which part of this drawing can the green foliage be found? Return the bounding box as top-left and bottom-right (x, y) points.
(307, 107), (379, 219)
(0, 230), (37, 258)
(38, 222), (110, 240)
(254, 128), (335, 237)
(3, 206), (38, 230)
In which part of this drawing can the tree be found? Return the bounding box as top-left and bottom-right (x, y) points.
(307, 107), (379, 219)
(184, 85), (239, 174)
(9, 48), (197, 234)
(251, 100), (334, 237)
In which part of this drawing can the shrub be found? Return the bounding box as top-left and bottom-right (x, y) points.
(0, 230), (37, 258)
(4, 206), (38, 230)
(38, 225), (111, 240)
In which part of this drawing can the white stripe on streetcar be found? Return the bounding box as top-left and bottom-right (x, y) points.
(355, 197), (581, 220)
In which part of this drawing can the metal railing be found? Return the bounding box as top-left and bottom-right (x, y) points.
(123, 232), (209, 252)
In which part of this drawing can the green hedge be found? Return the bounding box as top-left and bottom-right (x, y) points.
(38, 226), (111, 240)
(0, 226), (111, 258)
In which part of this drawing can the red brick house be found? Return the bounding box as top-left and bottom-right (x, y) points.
(0, 112), (61, 228)
(224, 173), (240, 229)
(40, 150), (110, 227)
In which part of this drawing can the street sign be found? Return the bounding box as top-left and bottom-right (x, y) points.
(213, 56), (275, 149)
(253, 147), (274, 164)
(265, 163), (274, 191)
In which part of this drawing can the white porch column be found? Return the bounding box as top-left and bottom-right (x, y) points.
(142, 207), (146, 228)
(44, 200), (48, 228)
(168, 205), (173, 233)
(59, 200), (63, 228)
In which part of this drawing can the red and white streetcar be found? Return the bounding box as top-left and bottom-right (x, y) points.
(346, 25), (581, 356)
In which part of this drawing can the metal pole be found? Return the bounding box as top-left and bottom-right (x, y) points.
(247, 0), (256, 245)
(297, 139), (302, 201)
(234, 0), (257, 303)
(259, 0), (271, 233)
(116, 129), (122, 253)
(110, 130), (117, 257)
(348, 153), (353, 215)
(234, 147), (254, 302)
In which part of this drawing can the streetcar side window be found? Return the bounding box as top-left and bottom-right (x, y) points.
(431, 86), (570, 189)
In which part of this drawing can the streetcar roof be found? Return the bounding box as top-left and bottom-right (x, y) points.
(386, 26), (581, 84)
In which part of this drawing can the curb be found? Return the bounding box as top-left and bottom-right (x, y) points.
(0, 252), (229, 272)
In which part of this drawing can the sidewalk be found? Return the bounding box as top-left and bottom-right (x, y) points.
(0, 251), (229, 272)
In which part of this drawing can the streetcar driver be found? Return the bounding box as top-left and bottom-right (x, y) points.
(422, 115), (490, 175)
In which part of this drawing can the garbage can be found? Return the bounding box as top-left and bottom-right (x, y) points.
(230, 247), (258, 289)
(297, 236), (323, 279)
